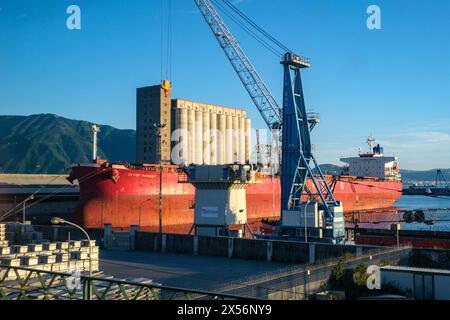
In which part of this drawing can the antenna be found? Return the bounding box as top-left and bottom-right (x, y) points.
(367, 134), (375, 153)
(92, 125), (100, 161)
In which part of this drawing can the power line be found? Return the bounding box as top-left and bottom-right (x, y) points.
(166, 0), (173, 80)
(160, 0), (164, 81)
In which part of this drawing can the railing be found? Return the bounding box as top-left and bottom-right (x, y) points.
(215, 246), (412, 299)
(0, 266), (251, 300)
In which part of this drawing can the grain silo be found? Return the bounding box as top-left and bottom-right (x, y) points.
(238, 114), (246, 164)
(226, 113), (233, 164)
(245, 118), (251, 163)
(232, 115), (239, 163)
(187, 104), (196, 165)
(195, 109), (203, 165)
(172, 98), (251, 166)
(217, 108), (226, 164)
(210, 111), (217, 165)
(202, 106), (211, 165)
(177, 107), (189, 165)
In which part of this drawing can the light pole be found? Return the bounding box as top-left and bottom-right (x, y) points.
(304, 200), (311, 243)
(51, 217), (92, 276)
(154, 122), (166, 235)
(22, 195), (35, 225)
(396, 212), (400, 248)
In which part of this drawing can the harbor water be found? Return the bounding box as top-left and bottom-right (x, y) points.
(347, 195), (450, 232)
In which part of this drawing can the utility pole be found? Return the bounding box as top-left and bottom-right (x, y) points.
(154, 122), (166, 234)
(304, 200), (311, 243)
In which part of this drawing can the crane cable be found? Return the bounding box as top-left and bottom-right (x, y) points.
(160, 0), (173, 82)
(210, 0), (282, 57)
(160, 0), (164, 81)
(166, 0), (173, 81)
(219, 0), (293, 54)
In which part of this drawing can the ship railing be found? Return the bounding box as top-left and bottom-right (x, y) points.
(0, 265), (253, 300)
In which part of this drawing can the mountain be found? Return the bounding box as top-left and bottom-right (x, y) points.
(0, 114), (135, 174)
(318, 164), (343, 175)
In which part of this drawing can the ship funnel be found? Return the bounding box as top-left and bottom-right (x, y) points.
(92, 124), (101, 161)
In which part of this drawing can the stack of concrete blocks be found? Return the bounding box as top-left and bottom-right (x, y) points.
(0, 223), (100, 281)
(0, 223), (8, 247)
(3, 222), (44, 244)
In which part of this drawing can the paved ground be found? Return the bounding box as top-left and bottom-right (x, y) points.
(99, 250), (296, 294)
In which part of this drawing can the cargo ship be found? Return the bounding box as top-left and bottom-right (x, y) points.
(68, 137), (402, 232)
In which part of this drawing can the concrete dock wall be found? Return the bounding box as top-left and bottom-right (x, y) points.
(32, 225), (103, 243)
(29, 226), (388, 265)
(233, 238), (267, 261)
(135, 232), (384, 264)
(271, 240), (309, 263)
(198, 236), (229, 257)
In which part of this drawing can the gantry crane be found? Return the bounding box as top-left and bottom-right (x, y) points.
(194, 0), (345, 242)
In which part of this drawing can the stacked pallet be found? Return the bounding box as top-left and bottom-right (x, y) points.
(0, 224), (8, 247)
(4, 222), (44, 244)
(0, 223), (100, 280)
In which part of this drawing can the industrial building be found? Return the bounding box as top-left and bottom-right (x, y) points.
(136, 82), (172, 164)
(136, 82), (251, 166)
(381, 266), (450, 300)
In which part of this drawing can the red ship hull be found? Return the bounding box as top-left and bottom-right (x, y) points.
(69, 164), (402, 232)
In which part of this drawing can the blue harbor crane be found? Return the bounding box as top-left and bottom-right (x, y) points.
(194, 0), (346, 243)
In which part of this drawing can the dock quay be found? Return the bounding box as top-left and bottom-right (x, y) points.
(0, 222), (415, 300)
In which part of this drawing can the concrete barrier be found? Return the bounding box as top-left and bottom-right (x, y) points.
(233, 238), (267, 261)
(32, 225), (103, 244)
(133, 231), (383, 264)
(166, 234), (194, 254)
(271, 240), (309, 264)
(198, 236), (229, 257)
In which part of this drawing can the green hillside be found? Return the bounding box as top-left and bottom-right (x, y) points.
(0, 114), (135, 174)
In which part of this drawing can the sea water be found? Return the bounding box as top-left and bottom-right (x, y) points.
(394, 195), (450, 231)
(347, 195), (450, 232)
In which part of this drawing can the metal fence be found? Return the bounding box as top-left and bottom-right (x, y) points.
(217, 246), (412, 299)
(0, 266), (251, 300)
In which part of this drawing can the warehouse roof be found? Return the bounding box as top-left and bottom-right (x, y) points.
(0, 174), (78, 186)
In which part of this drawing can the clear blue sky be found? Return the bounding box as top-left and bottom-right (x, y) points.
(1, 0), (449, 170)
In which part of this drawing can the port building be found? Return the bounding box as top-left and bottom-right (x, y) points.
(136, 82), (172, 164)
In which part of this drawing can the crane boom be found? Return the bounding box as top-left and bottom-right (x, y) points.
(194, 0), (281, 129)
